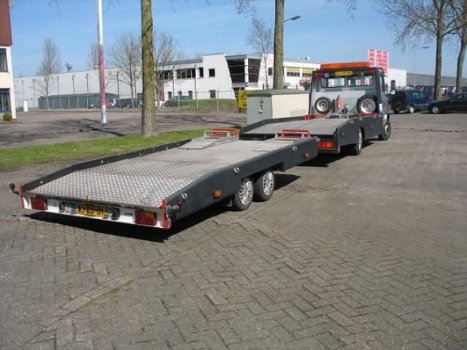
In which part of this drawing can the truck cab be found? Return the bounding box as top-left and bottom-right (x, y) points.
(309, 61), (389, 119)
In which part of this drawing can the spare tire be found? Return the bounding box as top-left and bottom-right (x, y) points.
(315, 97), (332, 114)
(357, 95), (377, 114)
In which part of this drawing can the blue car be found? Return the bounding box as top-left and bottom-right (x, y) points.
(390, 90), (431, 114)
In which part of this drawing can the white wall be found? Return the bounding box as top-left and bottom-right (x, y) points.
(387, 68), (407, 90)
(0, 46), (16, 118)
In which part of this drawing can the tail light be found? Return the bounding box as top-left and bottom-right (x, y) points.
(318, 140), (336, 149)
(31, 197), (48, 210)
(135, 210), (157, 226)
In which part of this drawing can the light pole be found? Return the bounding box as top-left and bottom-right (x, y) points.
(57, 76), (61, 109)
(116, 70), (120, 108)
(194, 64), (198, 110)
(413, 46), (429, 87)
(72, 75), (75, 94)
(86, 73), (89, 108)
(32, 79), (36, 108)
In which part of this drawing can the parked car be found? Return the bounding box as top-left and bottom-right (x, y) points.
(163, 96), (192, 107)
(428, 93), (467, 114)
(390, 90), (431, 114)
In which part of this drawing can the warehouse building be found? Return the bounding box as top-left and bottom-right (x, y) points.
(14, 52), (407, 110)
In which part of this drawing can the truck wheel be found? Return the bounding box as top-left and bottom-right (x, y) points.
(315, 97), (331, 114)
(349, 129), (363, 155)
(379, 122), (391, 141)
(254, 170), (275, 202)
(408, 105), (415, 114)
(357, 95), (377, 114)
(232, 177), (254, 211)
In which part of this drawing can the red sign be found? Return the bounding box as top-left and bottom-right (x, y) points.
(368, 49), (389, 74)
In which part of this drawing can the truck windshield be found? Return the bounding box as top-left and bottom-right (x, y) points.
(319, 72), (374, 88)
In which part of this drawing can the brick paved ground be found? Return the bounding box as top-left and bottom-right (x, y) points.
(0, 113), (466, 349)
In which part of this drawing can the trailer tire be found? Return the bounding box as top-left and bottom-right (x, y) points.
(315, 97), (332, 114)
(349, 128), (363, 155)
(232, 177), (254, 211)
(254, 170), (275, 202)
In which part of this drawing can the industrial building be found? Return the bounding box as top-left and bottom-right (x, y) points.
(13, 52), (408, 110)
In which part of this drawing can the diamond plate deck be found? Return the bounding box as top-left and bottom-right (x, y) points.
(244, 118), (347, 135)
(29, 138), (295, 208)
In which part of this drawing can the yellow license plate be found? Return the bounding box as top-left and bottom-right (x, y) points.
(336, 70), (353, 76)
(77, 205), (105, 217)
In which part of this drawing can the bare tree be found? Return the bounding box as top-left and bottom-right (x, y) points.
(36, 37), (62, 109)
(154, 31), (185, 104)
(87, 43), (99, 70)
(107, 32), (141, 108)
(450, 0), (467, 92)
(377, 0), (458, 99)
(247, 16), (273, 89)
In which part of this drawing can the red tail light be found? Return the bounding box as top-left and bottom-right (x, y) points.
(135, 210), (157, 226)
(31, 197), (48, 210)
(318, 140), (336, 149)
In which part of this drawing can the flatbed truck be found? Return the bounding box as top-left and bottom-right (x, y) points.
(245, 61), (391, 155)
(10, 127), (318, 229)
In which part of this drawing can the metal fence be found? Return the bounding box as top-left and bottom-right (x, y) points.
(35, 90), (238, 111)
(38, 93), (119, 110)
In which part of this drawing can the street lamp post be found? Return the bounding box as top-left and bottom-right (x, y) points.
(32, 79), (36, 108)
(72, 75), (75, 94)
(413, 46), (429, 87)
(86, 73), (89, 108)
(116, 70), (120, 108)
(194, 64), (198, 110)
(57, 76), (61, 109)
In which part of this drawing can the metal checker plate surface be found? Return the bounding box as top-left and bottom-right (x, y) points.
(30, 138), (294, 208)
(245, 119), (347, 136)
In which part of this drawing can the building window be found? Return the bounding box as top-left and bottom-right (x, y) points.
(178, 91), (182, 96)
(209, 90), (216, 99)
(0, 89), (10, 112)
(188, 90), (193, 99)
(287, 72), (300, 77)
(268, 67), (273, 76)
(209, 68), (215, 78)
(158, 70), (173, 81)
(168, 91), (172, 99)
(0, 49), (7, 72)
(198, 67), (204, 78)
(176, 68), (195, 80)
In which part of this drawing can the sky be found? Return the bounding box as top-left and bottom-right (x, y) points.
(8, 0), (465, 78)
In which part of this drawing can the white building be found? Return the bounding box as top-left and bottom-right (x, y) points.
(14, 52), (406, 109)
(0, 0), (16, 118)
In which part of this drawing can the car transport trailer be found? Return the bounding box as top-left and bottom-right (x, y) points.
(10, 127), (318, 229)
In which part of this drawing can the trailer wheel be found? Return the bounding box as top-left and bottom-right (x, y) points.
(232, 177), (254, 211)
(315, 97), (332, 114)
(349, 128), (363, 155)
(379, 121), (391, 141)
(254, 170), (275, 202)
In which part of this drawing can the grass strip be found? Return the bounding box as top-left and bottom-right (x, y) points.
(0, 129), (204, 171)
